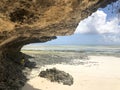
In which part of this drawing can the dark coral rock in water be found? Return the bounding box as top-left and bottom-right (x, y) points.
(39, 68), (74, 86)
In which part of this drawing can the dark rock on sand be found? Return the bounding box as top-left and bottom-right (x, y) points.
(39, 68), (73, 86)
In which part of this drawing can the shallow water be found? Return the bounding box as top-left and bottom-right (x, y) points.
(22, 45), (120, 57)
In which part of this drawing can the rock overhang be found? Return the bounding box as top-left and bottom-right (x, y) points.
(0, 0), (118, 47)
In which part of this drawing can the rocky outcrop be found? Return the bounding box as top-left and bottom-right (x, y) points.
(0, 0), (118, 89)
(39, 68), (74, 86)
(0, 36), (56, 89)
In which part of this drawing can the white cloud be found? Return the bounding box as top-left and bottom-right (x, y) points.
(103, 34), (120, 42)
(75, 4), (120, 42)
(75, 10), (120, 34)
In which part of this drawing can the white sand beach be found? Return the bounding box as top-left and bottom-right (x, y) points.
(22, 56), (120, 90)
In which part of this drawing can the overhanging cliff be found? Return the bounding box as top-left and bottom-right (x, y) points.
(0, 0), (117, 48)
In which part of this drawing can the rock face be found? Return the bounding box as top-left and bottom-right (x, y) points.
(39, 68), (74, 86)
(0, 0), (118, 89)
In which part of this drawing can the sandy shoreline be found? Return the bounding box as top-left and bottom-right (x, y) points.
(22, 56), (120, 90)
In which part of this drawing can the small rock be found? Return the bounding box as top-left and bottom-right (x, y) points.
(39, 68), (73, 86)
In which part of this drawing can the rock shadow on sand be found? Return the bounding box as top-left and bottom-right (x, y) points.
(22, 83), (41, 90)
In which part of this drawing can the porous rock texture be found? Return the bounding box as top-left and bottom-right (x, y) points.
(0, 0), (118, 89)
(39, 68), (73, 86)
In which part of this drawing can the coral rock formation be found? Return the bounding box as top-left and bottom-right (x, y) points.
(39, 68), (74, 86)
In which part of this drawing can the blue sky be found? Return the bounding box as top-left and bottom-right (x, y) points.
(30, 1), (120, 46)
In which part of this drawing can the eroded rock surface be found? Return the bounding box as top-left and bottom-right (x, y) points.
(39, 68), (73, 86)
(0, 0), (118, 89)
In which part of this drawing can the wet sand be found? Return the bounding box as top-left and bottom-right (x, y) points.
(22, 56), (120, 90)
